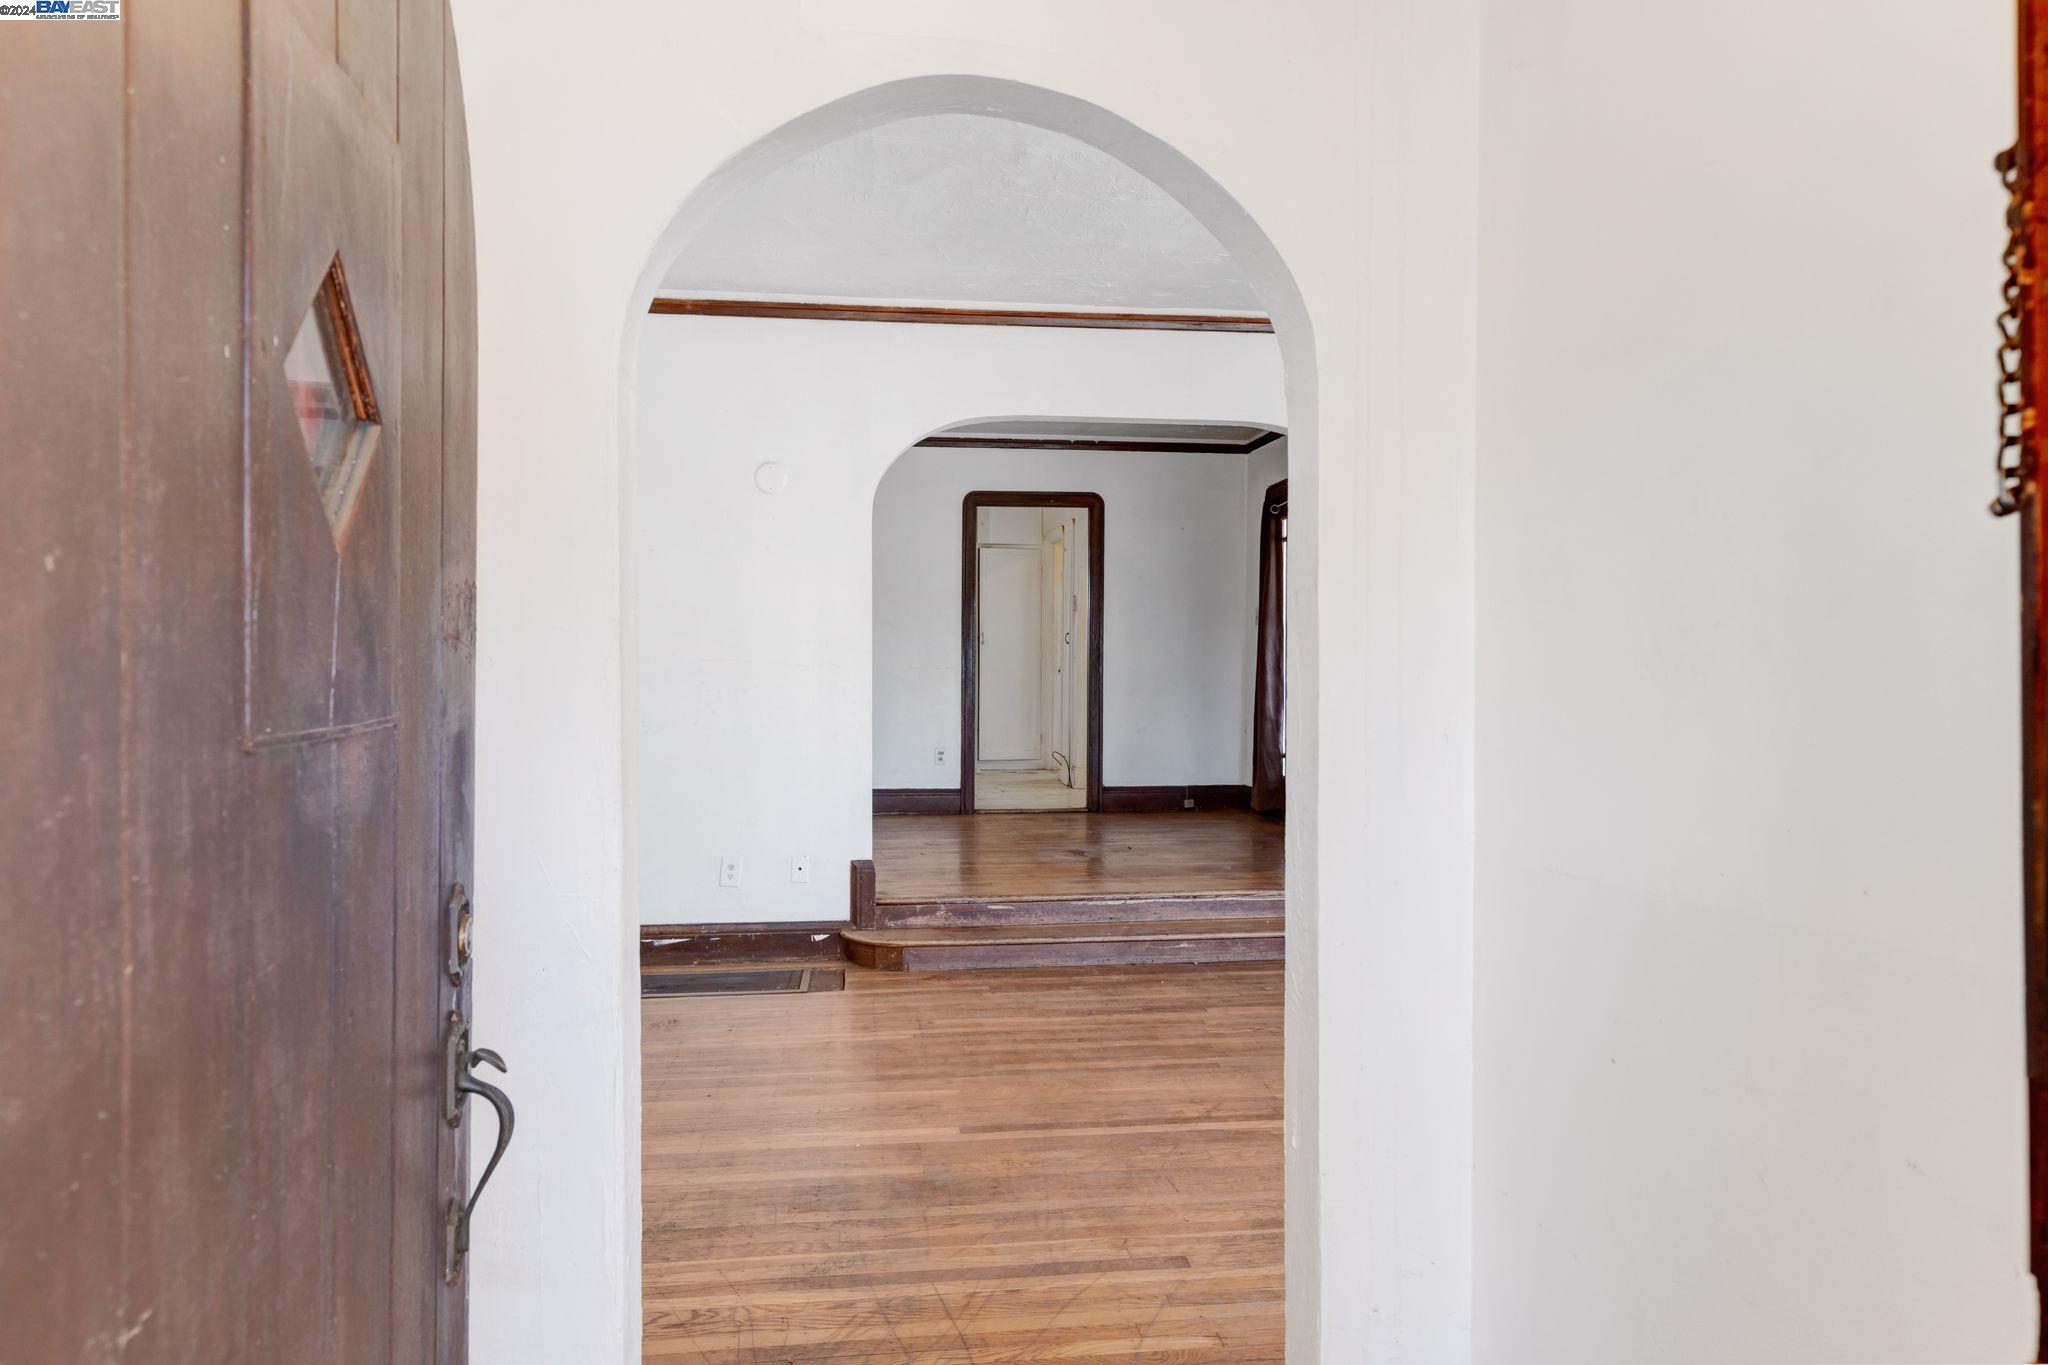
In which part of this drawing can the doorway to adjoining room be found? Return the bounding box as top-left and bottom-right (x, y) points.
(863, 417), (1286, 969)
(965, 492), (1098, 813)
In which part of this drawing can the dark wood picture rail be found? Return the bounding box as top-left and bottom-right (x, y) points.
(648, 297), (1274, 332)
(919, 431), (1282, 457)
(961, 492), (1107, 814)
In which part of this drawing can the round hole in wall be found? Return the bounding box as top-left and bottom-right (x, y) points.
(753, 461), (789, 494)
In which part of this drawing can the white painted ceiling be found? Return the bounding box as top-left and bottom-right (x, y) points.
(660, 114), (1261, 313)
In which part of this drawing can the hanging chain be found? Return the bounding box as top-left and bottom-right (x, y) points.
(1995, 143), (2029, 517)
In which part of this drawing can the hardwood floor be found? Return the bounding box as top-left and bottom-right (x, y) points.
(972, 767), (1087, 811)
(873, 810), (1283, 903)
(642, 963), (1283, 1362)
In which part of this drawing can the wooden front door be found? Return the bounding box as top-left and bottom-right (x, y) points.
(2021, 4), (2048, 1357)
(0, 1), (483, 1360)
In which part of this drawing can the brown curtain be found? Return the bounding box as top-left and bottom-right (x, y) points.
(1251, 479), (1287, 814)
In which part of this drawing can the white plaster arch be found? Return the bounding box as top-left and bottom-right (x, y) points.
(616, 70), (1322, 1354)
(620, 76), (1314, 346)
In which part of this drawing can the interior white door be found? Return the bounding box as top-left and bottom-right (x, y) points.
(1047, 532), (1071, 783)
(977, 544), (1043, 763)
(1064, 509), (1090, 788)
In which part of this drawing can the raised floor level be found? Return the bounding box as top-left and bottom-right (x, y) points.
(642, 808), (1285, 976)
(856, 809), (1283, 970)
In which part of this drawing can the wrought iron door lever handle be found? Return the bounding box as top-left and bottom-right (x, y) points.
(445, 1045), (515, 1282)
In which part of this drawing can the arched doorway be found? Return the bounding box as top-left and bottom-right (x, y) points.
(618, 78), (1315, 1358)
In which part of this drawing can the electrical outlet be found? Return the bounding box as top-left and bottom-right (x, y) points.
(1183, 798), (1196, 810)
(719, 855), (743, 888)
(935, 745), (946, 765)
(790, 856), (811, 884)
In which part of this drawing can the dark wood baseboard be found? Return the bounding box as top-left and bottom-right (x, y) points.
(640, 920), (848, 969)
(1099, 784), (1252, 813)
(867, 890), (1282, 931)
(873, 788), (964, 815)
(880, 784), (1260, 815)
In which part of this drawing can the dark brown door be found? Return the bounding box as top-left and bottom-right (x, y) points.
(0, 1), (480, 1360)
(1250, 479), (1287, 815)
(2020, 5), (2048, 1358)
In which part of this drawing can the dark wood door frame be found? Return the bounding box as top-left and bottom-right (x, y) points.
(960, 492), (1106, 813)
(1250, 479), (1288, 815)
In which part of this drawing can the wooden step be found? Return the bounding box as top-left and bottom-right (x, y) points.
(866, 889), (1281, 930)
(841, 916), (1284, 972)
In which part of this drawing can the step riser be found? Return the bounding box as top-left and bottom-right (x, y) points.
(850, 935), (1284, 972)
(865, 893), (1282, 930)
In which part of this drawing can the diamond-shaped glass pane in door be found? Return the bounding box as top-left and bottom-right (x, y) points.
(282, 257), (380, 544)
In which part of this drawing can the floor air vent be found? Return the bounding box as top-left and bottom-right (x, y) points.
(640, 967), (846, 999)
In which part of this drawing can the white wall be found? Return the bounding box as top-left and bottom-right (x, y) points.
(634, 318), (1281, 925)
(452, 5), (1481, 1362)
(455, 3), (2037, 1361)
(874, 444), (1265, 792)
(1475, 4), (2030, 1361)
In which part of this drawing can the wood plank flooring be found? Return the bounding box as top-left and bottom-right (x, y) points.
(972, 768), (1088, 811)
(873, 810), (1283, 903)
(642, 963), (1283, 1362)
